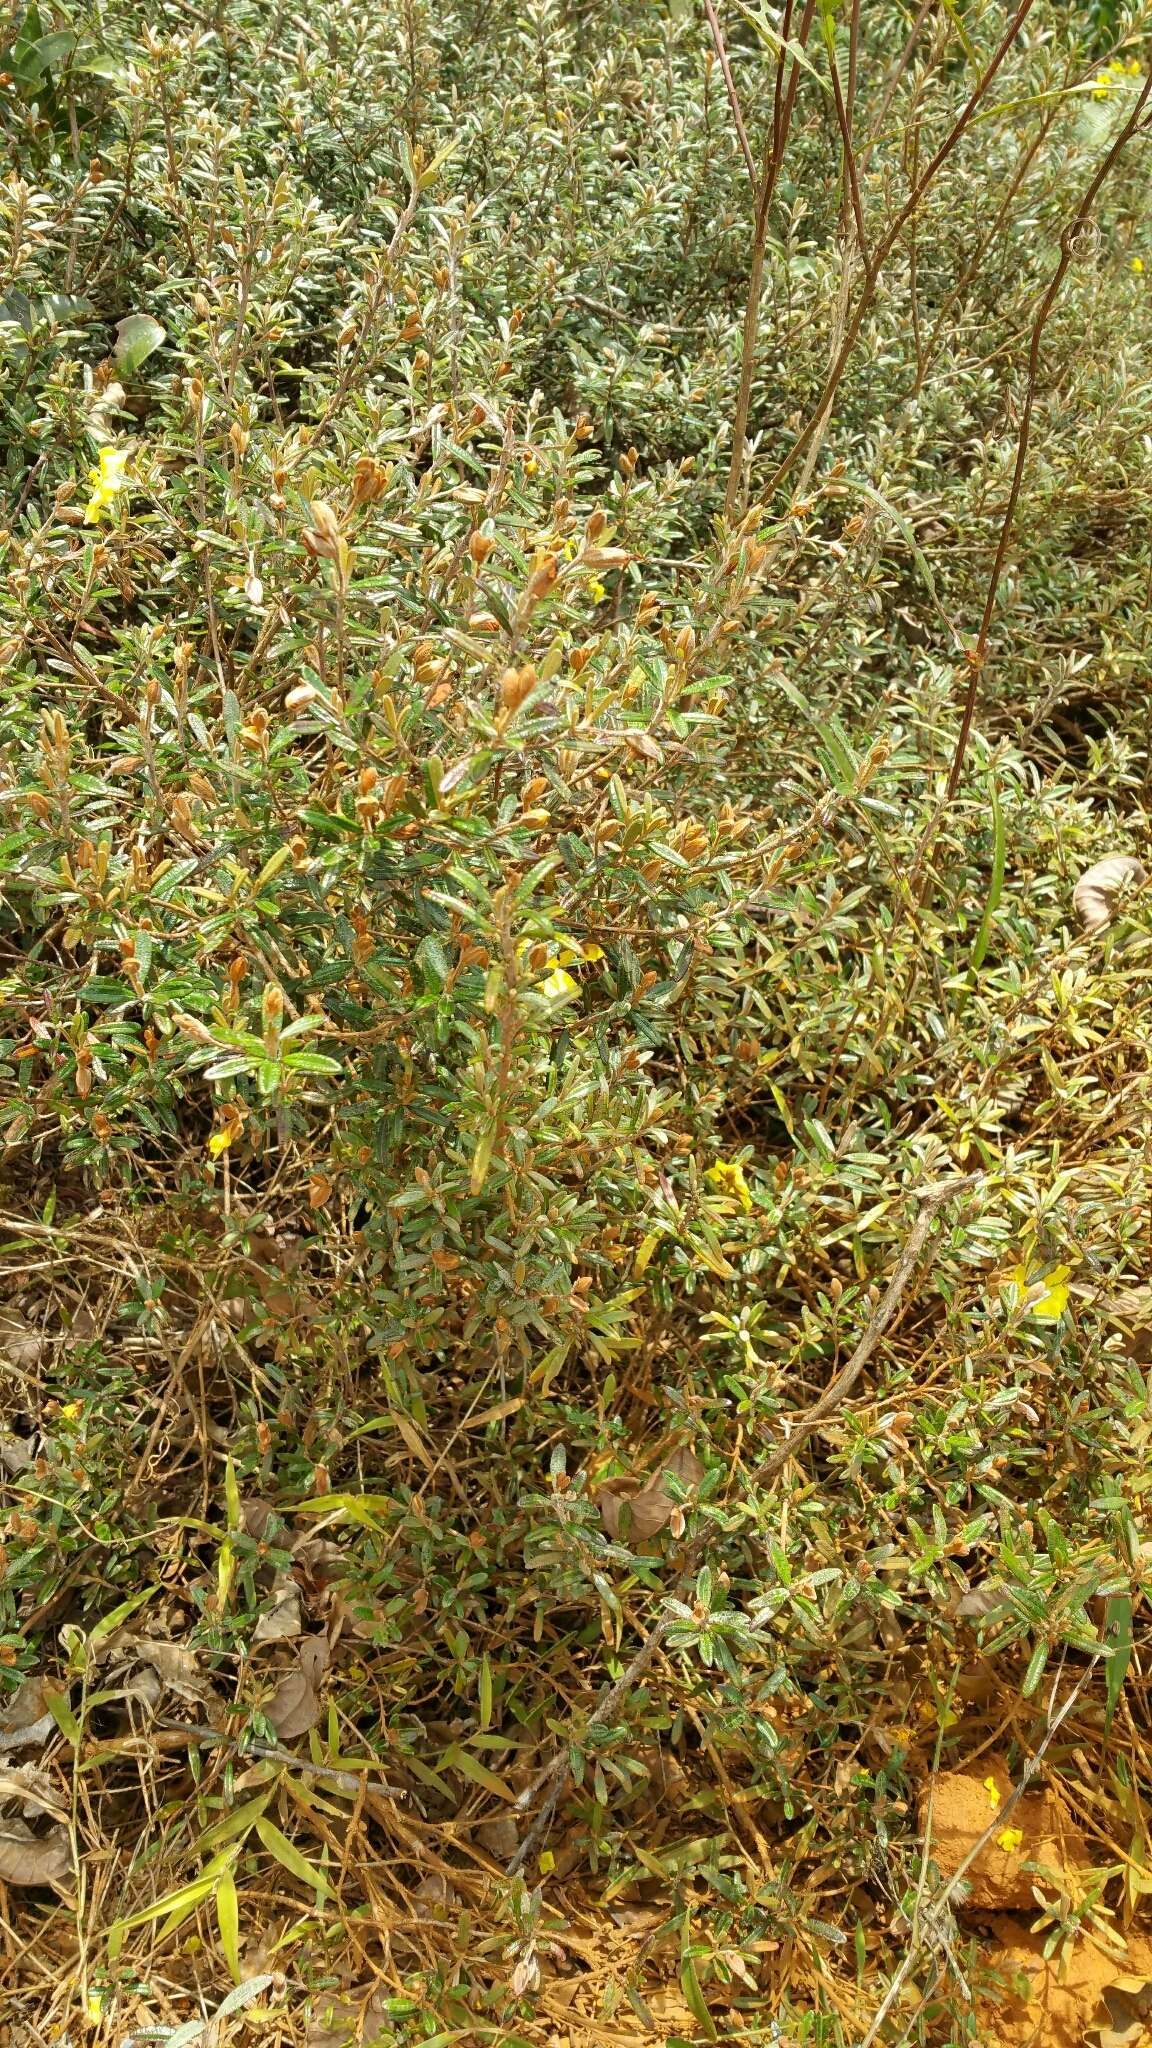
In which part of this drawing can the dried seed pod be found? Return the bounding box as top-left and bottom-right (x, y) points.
(1073, 853), (1147, 931)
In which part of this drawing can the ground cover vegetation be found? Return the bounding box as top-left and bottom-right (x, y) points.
(3, 0), (1152, 2040)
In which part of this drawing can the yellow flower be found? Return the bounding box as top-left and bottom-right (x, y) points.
(587, 578), (607, 602)
(60, 1400), (83, 1423)
(705, 1158), (753, 1213)
(537, 965), (578, 1002)
(983, 1775), (1002, 1810)
(1133, 257), (1145, 274)
(1008, 1261), (1071, 1323)
(996, 1827), (1024, 1854)
(83, 444), (131, 524)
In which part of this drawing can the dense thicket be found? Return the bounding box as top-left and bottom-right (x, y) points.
(3, 2), (1152, 2041)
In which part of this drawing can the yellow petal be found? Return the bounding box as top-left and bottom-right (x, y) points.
(537, 967), (578, 1002)
(996, 1827), (1023, 1854)
(983, 1776), (1001, 1810)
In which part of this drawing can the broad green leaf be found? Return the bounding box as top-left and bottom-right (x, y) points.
(216, 1867), (241, 1982)
(1105, 1595), (1134, 1730)
(440, 1743), (515, 1801)
(255, 1817), (331, 1896)
(113, 312), (165, 375)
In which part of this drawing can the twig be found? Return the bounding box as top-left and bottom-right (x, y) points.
(507, 1173), (977, 1875)
(944, 69), (1152, 800)
(858, 1659), (1097, 2048)
(725, 0), (817, 519)
(156, 1720), (405, 1795)
(765, 0), (1038, 503)
(702, 0), (757, 187)
(756, 1171), (979, 1483)
(506, 1615), (675, 1874)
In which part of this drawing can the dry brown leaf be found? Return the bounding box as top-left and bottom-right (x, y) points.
(1073, 853), (1147, 932)
(0, 1314), (43, 1371)
(266, 1637), (328, 1739)
(306, 1988), (390, 2048)
(241, 1498), (277, 1540)
(0, 1819), (73, 1888)
(0, 1763), (63, 1818)
(596, 1444), (704, 1540)
(0, 1676), (54, 1752)
(1095, 1977), (1152, 2048)
(253, 1575), (302, 1644)
(475, 1815), (518, 1860)
(131, 1637), (206, 1701)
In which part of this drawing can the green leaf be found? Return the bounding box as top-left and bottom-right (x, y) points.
(679, 1950), (717, 2040)
(113, 312), (166, 376)
(216, 1867), (241, 1982)
(1022, 1638), (1049, 1696)
(255, 1817), (331, 1896)
(439, 1743), (515, 1801)
(43, 1684), (81, 1744)
(970, 774), (1005, 973)
(1104, 1595), (1133, 1730)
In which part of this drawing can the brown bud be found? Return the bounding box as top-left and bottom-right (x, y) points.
(500, 664), (537, 714)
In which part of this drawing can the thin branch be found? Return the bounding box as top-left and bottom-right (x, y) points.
(858, 1659), (1098, 2048)
(766, 0), (1039, 502)
(725, 0), (818, 519)
(945, 71), (1152, 799)
(702, 0), (757, 187)
(755, 1171), (978, 1484)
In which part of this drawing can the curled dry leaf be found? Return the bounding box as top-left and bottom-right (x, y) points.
(1073, 854), (1147, 932)
(1095, 1976), (1152, 2048)
(99, 1629), (207, 1705)
(0, 1434), (32, 1475)
(253, 1575), (302, 1644)
(306, 1989), (390, 2048)
(0, 1762), (64, 1818)
(0, 1676), (55, 1753)
(0, 1314), (44, 1371)
(0, 1818), (73, 1888)
(596, 1443), (704, 1541)
(131, 1637), (206, 1701)
(266, 1636), (329, 1739)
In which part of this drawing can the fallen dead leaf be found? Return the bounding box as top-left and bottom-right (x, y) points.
(0, 1314), (43, 1371)
(0, 1676), (55, 1752)
(0, 1762), (65, 1819)
(266, 1636), (328, 1739)
(253, 1575), (302, 1643)
(596, 1443), (704, 1541)
(0, 1818), (73, 1888)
